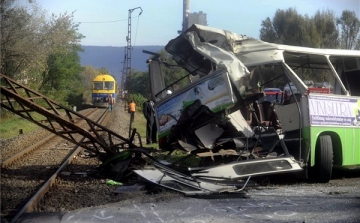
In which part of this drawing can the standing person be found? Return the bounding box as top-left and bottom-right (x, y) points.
(129, 100), (136, 123)
(107, 94), (115, 112)
(143, 98), (157, 144)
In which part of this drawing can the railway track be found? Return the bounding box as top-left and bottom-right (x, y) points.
(1, 75), (145, 223)
(1, 108), (110, 222)
(0, 109), (97, 167)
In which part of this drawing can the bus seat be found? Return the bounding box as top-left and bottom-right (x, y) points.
(259, 101), (281, 129)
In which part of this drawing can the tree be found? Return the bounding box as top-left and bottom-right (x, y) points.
(0, 0), (39, 77)
(1, 0), (85, 108)
(0, 0), (84, 84)
(259, 17), (277, 43)
(129, 71), (149, 97)
(313, 10), (339, 48)
(39, 48), (84, 106)
(274, 8), (307, 46)
(80, 66), (100, 103)
(260, 8), (309, 46)
(259, 8), (345, 49)
(99, 67), (109, 74)
(337, 10), (360, 49)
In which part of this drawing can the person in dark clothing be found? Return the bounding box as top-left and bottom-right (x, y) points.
(143, 98), (157, 144)
(107, 94), (115, 112)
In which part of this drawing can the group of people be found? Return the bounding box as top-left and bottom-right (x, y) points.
(107, 94), (157, 145)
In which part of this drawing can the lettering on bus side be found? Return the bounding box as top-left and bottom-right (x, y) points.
(308, 95), (358, 126)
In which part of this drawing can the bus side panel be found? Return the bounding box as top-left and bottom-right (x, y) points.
(309, 127), (360, 166)
(154, 70), (236, 141)
(308, 94), (360, 166)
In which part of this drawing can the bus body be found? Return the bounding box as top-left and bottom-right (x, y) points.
(145, 24), (359, 186)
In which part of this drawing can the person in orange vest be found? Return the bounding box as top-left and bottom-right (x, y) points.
(129, 100), (136, 123)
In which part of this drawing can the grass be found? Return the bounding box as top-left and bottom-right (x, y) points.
(131, 113), (147, 141)
(0, 114), (41, 139)
(131, 112), (161, 148)
(0, 106), (149, 142)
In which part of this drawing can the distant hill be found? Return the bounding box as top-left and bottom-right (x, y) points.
(79, 45), (164, 79)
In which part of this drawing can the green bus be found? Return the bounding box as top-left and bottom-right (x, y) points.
(149, 24), (360, 184)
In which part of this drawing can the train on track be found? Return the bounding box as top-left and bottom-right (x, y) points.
(92, 74), (116, 107)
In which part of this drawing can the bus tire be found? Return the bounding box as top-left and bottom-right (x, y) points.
(313, 135), (333, 183)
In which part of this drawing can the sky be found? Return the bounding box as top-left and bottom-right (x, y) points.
(34, 0), (360, 47)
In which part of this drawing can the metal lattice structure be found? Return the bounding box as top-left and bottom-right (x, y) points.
(0, 74), (138, 161)
(124, 7), (142, 93)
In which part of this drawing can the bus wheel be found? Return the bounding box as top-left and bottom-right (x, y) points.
(313, 135), (333, 183)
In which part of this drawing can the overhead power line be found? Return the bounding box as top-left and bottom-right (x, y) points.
(78, 16), (140, 24)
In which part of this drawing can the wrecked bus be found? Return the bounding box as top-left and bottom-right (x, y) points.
(134, 24), (360, 195)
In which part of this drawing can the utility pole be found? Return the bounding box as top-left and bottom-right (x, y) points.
(120, 46), (126, 98)
(125, 7), (142, 94)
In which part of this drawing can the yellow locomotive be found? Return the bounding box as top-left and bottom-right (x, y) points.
(92, 74), (116, 107)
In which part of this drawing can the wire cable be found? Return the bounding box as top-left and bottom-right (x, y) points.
(133, 16), (141, 47)
(78, 15), (140, 24)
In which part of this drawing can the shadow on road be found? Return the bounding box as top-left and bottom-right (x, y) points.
(331, 166), (360, 179)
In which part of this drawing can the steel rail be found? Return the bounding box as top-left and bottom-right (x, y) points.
(10, 109), (109, 223)
(0, 109), (97, 168)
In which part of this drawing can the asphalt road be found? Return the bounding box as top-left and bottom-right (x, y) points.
(19, 168), (360, 223)
(90, 177), (359, 223)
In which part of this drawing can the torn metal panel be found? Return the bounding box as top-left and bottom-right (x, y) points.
(133, 164), (251, 196)
(190, 157), (302, 180)
(177, 140), (198, 152)
(194, 123), (224, 149)
(134, 155), (301, 196)
(166, 26), (255, 100)
(133, 168), (240, 195)
(227, 110), (254, 138)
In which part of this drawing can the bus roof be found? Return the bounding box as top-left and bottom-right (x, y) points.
(166, 24), (360, 68)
